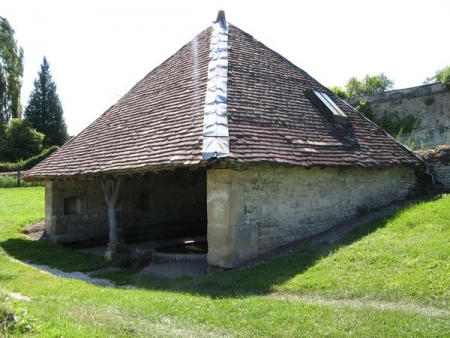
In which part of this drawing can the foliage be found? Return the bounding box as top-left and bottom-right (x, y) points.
(423, 96), (435, 106)
(0, 289), (37, 335)
(345, 73), (394, 97)
(328, 86), (348, 99)
(0, 16), (24, 124)
(0, 160), (19, 171)
(21, 144), (58, 170)
(0, 145), (58, 172)
(355, 99), (375, 120)
(356, 100), (416, 135)
(0, 118), (44, 162)
(0, 175), (44, 188)
(0, 189), (449, 336)
(24, 56), (68, 147)
(377, 110), (416, 134)
(424, 65), (450, 90)
(395, 128), (426, 151)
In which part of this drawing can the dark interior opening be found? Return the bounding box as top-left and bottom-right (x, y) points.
(64, 197), (80, 215)
(123, 167), (208, 244)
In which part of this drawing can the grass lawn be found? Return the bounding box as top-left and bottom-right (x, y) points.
(0, 187), (449, 337)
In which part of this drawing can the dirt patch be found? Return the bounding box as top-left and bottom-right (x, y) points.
(23, 221), (48, 241)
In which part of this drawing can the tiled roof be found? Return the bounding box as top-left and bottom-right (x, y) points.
(24, 19), (422, 180)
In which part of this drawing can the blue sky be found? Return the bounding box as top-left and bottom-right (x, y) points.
(2, 0), (449, 135)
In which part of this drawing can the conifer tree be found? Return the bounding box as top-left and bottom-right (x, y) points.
(0, 16), (24, 125)
(24, 56), (68, 147)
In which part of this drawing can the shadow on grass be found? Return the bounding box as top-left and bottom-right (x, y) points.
(0, 196), (438, 298)
(1, 237), (110, 273)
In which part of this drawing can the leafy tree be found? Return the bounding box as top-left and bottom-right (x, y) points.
(24, 56), (68, 147)
(0, 16), (24, 125)
(328, 86), (348, 99)
(424, 66), (450, 90)
(345, 73), (394, 97)
(0, 119), (44, 162)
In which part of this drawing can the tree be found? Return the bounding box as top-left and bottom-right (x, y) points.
(345, 73), (394, 97)
(24, 56), (68, 147)
(424, 66), (450, 90)
(0, 119), (44, 162)
(0, 16), (24, 125)
(328, 86), (348, 99)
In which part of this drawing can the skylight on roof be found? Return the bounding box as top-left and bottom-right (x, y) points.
(306, 90), (349, 126)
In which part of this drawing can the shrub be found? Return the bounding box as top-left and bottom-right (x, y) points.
(0, 290), (36, 335)
(21, 145), (58, 170)
(0, 145), (58, 172)
(355, 100), (416, 135)
(0, 119), (44, 162)
(423, 96), (435, 106)
(0, 175), (44, 188)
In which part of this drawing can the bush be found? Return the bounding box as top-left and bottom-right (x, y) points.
(0, 175), (44, 188)
(355, 100), (416, 135)
(0, 290), (36, 335)
(21, 145), (58, 170)
(0, 145), (57, 187)
(424, 65), (450, 90)
(0, 119), (44, 162)
(0, 161), (20, 172)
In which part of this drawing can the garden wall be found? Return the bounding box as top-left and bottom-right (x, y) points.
(346, 83), (450, 148)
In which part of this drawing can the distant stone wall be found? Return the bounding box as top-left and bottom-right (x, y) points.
(207, 165), (417, 268)
(346, 83), (450, 147)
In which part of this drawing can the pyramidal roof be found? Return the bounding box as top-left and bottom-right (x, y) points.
(25, 12), (422, 180)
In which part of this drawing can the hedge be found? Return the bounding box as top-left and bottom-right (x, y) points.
(0, 145), (59, 172)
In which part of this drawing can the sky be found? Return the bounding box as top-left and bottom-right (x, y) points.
(2, 0), (450, 135)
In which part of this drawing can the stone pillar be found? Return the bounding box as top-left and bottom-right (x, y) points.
(102, 176), (130, 263)
(45, 180), (64, 236)
(206, 168), (258, 268)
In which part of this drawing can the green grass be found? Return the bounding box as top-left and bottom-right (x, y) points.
(0, 175), (44, 188)
(0, 188), (449, 336)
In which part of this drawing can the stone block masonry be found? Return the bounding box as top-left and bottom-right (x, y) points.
(44, 168), (207, 243)
(346, 83), (450, 148)
(206, 165), (417, 267)
(416, 145), (450, 188)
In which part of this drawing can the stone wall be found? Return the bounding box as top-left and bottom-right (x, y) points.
(45, 168), (207, 243)
(346, 84), (450, 147)
(416, 145), (450, 188)
(207, 165), (417, 268)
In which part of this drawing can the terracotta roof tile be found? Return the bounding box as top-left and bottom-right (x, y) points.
(24, 20), (421, 180)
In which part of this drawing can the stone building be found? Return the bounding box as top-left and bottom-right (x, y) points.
(24, 12), (423, 268)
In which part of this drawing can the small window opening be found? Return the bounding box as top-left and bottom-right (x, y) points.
(64, 197), (80, 215)
(306, 90), (348, 126)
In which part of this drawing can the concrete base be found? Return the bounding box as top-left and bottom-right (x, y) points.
(104, 243), (131, 265)
(139, 261), (208, 279)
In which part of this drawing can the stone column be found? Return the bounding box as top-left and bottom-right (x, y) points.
(101, 176), (130, 263)
(206, 168), (258, 268)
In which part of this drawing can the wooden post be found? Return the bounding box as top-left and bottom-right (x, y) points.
(101, 176), (129, 263)
(17, 170), (21, 187)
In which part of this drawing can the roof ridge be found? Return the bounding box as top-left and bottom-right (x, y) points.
(202, 18), (230, 160)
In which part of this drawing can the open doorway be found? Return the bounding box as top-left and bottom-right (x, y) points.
(121, 167), (207, 246)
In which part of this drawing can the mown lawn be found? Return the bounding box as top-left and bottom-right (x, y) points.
(0, 187), (449, 337)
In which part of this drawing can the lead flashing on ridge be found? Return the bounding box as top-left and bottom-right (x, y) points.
(202, 13), (229, 160)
